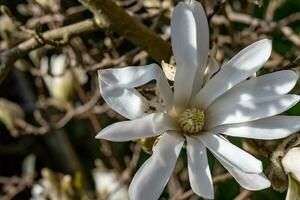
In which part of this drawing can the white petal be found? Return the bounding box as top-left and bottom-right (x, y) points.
(51, 54), (67, 75)
(186, 136), (214, 199)
(171, 2), (209, 110)
(210, 70), (298, 110)
(282, 147), (300, 183)
(99, 80), (150, 119)
(206, 95), (300, 129)
(95, 113), (177, 141)
(197, 133), (262, 173)
(129, 132), (184, 200)
(187, 0), (210, 95)
(210, 116), (300, 139)
(193, 39), (272, 109)
(98, 64), (173, 119)
(214, 152), (271, 190)
(286, 175), (300, 200)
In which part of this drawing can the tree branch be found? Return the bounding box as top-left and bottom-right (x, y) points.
(78, 0), (172, 62)
(0, 0), (172, 83)
(0, 19), (99, 82)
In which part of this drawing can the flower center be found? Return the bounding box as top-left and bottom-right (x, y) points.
(178, 108), (205, 135)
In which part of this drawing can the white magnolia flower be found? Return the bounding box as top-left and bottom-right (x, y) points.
(96, 1), (300, 199)
(282, 147), (300, 200)
(41, 54), (87, 102)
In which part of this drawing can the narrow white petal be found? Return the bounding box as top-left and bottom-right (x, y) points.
(286, 175), (300, 200)
(210, 70), (298, 110)
(193, 39), (272, 109)
(210, 116), (300, 139)
(197, 133), (262, 173)
(99, 80), (150, 119)
(98, 64), (173, 119)
(186, 136), (214, 199)
(206, 95), (300, 129)
(96, 113), (177, 141)
(187, 0), (210, 94)
(214, 153), (271, 190)
(129, 132), (184, 200)
(171, 2), (199, 110)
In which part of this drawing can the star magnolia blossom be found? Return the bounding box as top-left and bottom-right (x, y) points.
(96, 1), (300, 199)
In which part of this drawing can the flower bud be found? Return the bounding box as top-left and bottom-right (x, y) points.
(41, 54), (88, 102)
(93, 159), (128, 200)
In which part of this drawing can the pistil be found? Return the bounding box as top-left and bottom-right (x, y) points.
(178, 108), (205, 135)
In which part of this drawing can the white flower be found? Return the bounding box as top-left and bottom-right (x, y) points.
(282, 147), (300, 200)
(93, 161), (129, 200)
(41, 54), (87, 102)
(96, 1), (300, 199)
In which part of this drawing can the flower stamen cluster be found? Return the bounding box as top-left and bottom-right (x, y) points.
(178, 108), (205, 135)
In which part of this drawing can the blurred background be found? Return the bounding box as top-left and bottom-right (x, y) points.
(0, 0), (299, 199)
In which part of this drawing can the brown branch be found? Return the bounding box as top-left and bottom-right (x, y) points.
(78, 0), (172, 63)
(0, 19), (99, 83)
(0, 0), (172, 83)
(273, 56), (300, 71)
(207, 0), (226, 22)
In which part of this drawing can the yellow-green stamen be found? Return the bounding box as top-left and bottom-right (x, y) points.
(178, 108), (205, 135)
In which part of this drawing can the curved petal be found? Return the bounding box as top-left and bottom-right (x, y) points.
(193, 39), (272, 109)
(197, 133), (262, 173)
(286, 175), (300, 200)
(214, 152), (271, 190)
(188, 0), (210, 95)
(96, 113), (177, 141)
(210, 116), (300, 139)
(186, 136), (214, 199)
(282, 147), (300, 182)
(129, 132), (184, 200)
(206, 95), (300, 129)
(99, 80), (150, 119)
(98, 64), (173, 119)
(171, 1), (209, 110)
(210, 70), (298, 110)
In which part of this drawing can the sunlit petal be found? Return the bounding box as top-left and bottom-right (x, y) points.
(193, 39), (272, 109)
(206, 95), (300, 129)
(210, 70), (298, 109)
(98, 64), (173, 119)
(171, 1), (209, 111)
(129, 132), (184, 200)
(96, 113), (177, 141)
(210, 115), (300, 139)
(214, 152), (271, 190)
(197, 133), (262, 173)
(186, 136), (214, 199)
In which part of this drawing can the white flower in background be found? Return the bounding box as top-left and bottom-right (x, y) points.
(96, 0), (300, 199)
(282, 147), (300, 200)
(93, 160), (129, 200)
(41, 54), (87, 102)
